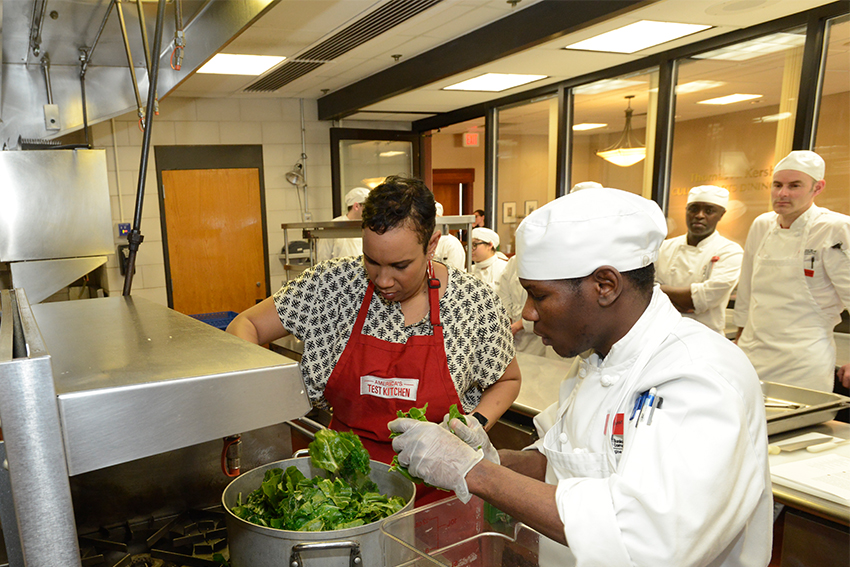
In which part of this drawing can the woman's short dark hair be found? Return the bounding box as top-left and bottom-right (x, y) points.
(361, 176), (436, 251)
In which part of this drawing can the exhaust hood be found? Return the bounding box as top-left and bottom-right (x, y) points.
(0, 0), (280, 148)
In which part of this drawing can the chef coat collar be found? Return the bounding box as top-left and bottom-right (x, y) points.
(581, 287), (674, 386)
(775, 203), (820, 230)
(475, 255), (497, 269)
(686, 229), (721, 250)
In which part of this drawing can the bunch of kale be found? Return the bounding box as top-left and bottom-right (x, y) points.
(231, 430), (406, 531)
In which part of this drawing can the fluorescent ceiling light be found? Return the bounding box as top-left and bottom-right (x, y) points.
(379, 151), (406, 157)
(698, 93), (763, 105)
(753, 112), (792, 123)
(693, 32), (806, 61)
(197, 54), (285, 75)
(573, 79), (644, 95)
(443, 73), (547, 92)
(675, 80), (725, 94)
(573, 123), (607, 131)
(564, 20), (711, 54)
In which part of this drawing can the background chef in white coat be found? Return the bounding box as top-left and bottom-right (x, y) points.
(655, 185), (743, 334)
(495, 255), (548, 356)
(316, 187), (370, 262)
(734, 150), (850, 392)
(390, 188), (772, 567)
(470, 227), (508, 288)
(433, 202), (467, 271)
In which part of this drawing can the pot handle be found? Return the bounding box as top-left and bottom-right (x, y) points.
(289, 540), (362, 566)
(293, 448), (310, 458)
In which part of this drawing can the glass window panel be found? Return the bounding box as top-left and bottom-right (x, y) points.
(814, 14), (850, 216)
(495, 96), (558, 255)
(667, 27), (807, 245)
(429, 117), (486, 223)
(339, 139), (413, 207)
(571, 69), (659, 198)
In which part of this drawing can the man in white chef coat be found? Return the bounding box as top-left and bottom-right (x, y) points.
(316, 187), (370, 262)
(390, 188), (772, 567)
(735, 150), (850, 392)
(433, 202), (467, 271)
(470, 227), (508, 288)
(655, 185), (743, 334)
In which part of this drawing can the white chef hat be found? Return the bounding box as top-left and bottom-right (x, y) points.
(570, 181), (603, 193)
(773, 150), (825, 182)
(687, 185), (729, 209)
(345, 187), (371, 207)
(435, 202), (444, 216)
(517, 188), (667, 280)
(472, 227), (500, 248)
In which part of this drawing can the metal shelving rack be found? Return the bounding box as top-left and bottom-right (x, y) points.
(280, 215), (476, 280)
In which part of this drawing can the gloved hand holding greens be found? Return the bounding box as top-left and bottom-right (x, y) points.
(230, 430), (406, 531)
(388, 403), (467, 484)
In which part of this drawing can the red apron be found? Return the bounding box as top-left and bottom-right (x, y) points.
(324, 262), (460, 505)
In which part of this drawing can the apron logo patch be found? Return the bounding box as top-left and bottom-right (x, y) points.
(804, 249), (816, 277)
(360, 376), (419, 401)
(611, 413), (624, 455)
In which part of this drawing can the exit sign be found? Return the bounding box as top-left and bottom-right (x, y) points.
(462, 132), (479, 147)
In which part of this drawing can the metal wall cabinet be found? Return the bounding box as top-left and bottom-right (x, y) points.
(0, 290), (311, 566)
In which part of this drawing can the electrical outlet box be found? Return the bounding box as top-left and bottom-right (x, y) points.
(118, 223), (131, 237)
(302, 211), (313, 221)
(44, 104), (60, 131)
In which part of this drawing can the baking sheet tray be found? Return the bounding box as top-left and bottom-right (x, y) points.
(762, 381), (850, 436)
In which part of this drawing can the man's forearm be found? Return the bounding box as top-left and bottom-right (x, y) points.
(465, 459), (566, 545)
(659, 285), (695, 312)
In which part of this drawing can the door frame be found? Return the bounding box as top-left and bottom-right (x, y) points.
(154, 145), (270, 310)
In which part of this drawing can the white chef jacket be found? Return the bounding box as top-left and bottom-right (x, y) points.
(435, 232), (467, 271)
(655, 230), (743, 334)
(734, 205), (850, 390)
(471, 254), (508, 289)
(495, 256), (547, 356)
(315, 214), (363, 263)
(530, 288), (772, 567)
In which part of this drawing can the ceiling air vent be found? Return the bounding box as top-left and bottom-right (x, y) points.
(244, 0), (444, 92)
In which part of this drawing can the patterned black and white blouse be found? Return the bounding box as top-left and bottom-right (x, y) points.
(273, 256), (515, 413)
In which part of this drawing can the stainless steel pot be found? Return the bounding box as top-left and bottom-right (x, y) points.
(222, 457), (415, 567)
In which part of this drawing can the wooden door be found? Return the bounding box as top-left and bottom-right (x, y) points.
(432, 169), (474, 215)
(161, 168), (267, 315)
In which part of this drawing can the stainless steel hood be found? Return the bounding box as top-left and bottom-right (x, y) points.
(0, 0), (280, 148)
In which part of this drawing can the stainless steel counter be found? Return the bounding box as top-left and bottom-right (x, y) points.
(31, 295), (311, 476)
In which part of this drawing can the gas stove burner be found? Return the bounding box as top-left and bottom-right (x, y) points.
(79, 509), (228, 567)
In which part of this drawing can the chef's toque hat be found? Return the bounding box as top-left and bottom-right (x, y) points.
(472, 227), (500, 248)
(570, 181), (603, 193)
(773, 150), (825, 182)
(435, 202), (444, 217)
(687, 185), (729, 209)
(517, 188), (667, 280)
(345, 187), (371, 207)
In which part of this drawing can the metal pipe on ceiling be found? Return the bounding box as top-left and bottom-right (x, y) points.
(115, 0), (145, 119)
(123, 0), (168, 296)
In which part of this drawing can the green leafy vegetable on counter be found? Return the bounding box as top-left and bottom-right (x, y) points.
(388, 404), (467, 485)
(231, 429), (406, 531)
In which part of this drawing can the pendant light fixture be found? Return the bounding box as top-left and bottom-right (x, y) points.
(596, 95), (646, 167)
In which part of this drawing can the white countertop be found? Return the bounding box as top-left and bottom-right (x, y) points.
(769, 421), (849, 525)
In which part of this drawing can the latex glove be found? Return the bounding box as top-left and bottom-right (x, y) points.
(440, 413), (500, 464)
(389, 418), (483, 503)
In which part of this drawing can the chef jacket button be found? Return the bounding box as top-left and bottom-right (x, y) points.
(600, 375), (613, 387)
(578, 367), (587, 378)
(559, 433), (568, 444)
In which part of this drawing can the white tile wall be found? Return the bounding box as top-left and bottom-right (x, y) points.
(93, 97), (335, 306)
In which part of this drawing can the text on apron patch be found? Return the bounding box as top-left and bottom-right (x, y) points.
(360, 375), (419, 401)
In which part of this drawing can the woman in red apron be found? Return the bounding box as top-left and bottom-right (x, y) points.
(228, 176), (522, 506)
